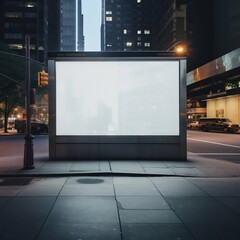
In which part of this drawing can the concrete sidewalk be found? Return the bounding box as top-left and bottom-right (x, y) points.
(1, 174), (240, 240)
(1, 154), (240, 239)
(1, 151), (240, 178)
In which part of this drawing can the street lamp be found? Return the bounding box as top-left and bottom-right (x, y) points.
(0, 43), (44, 169)
(176, 46), (185, 54)
(166, 41), (186, 54)
(24, 35), (34, 169)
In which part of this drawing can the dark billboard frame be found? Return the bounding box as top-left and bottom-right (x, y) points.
(48, 51), (187, 160)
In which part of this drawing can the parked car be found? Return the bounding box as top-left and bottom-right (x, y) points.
(198, 117), (239, 133)
(15, 120), (48, 134)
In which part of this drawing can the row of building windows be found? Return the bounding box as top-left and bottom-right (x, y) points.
(4, 12), (37, 18)
(4, 1), (36, 8)
(125, 42), (151, 47)
(8, 44), (37, 50)
(4, 33), (22, 39)
(106, 16), (146, 22)
(5, 22), (35, 29)
(107, 42), (150, 47)
(225, 74), (240, 90)
(123, 29), (150, 34)
(4, 33), (37, 41)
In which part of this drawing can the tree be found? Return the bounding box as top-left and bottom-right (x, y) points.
(0, 83), (24, 133)
(0, 42), (42, 132)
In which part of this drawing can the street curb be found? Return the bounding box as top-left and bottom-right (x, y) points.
(0, 171), (240, 178)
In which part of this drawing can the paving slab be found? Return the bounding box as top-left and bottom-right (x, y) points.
(116, 196), (170, 210)
(0, 197), (56, 240)
(121, 223), (194, 240)
(150, 177), (208, 197)
(38, 223), (121, 240)
(166, 196), (240, 224)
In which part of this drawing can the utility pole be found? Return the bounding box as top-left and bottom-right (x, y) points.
(4, 96), (8, 133)
(24, 35), (34, 169)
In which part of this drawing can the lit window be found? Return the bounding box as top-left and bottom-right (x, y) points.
(137, 30), (141, 34)
(144, 42), (151, 47)
(25, 2), (36, 7)
(137, 42), (142, 46)
(126, 42), (132, 47)
(8, 44), (23, 49)
(137, 0), (141, 3)
(106, 16), (112, 21)
(123, 29), (127, 34)
(106, 11), (112, 15)
(144, 30), (151, 34)
(4, 12), (23, 18)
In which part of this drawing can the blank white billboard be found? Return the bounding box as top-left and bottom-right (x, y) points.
(56, 60), (179, 135)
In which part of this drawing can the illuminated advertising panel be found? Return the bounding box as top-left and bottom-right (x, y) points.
(56, 60), (179, 135)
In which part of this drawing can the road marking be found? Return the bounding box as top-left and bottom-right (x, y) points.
(187, 151), (197, 155)
(188, 152), (240, 156)
(188, 138), (240, 149)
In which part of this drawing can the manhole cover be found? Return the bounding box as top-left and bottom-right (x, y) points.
(77, 178), (104, 184)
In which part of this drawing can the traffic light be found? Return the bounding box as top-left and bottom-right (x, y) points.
(38, 70), (48, 87)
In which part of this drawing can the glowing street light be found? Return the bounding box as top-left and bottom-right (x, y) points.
(166, 41), (186, 54)
(175, 45), (185, 54)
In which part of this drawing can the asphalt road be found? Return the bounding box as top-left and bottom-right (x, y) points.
(1, 131), (240, 162)
(0, 134), (48, 158)
(187, 129), (240, 163)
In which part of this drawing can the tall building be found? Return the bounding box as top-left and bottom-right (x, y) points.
(152, 0), (187, 51)
(186, 0), (240, 124)
(0, 0), (48, 63)
(213, 0), (240, 59)
(186, 0), (214, 71)
(60, 0), (84, 51)
(101, 0), (153, 51)
(47, 0), (61, 52)
(186, 0), (240, 71)
(152, 0), (240, 71)
(77, 0), (84, 51)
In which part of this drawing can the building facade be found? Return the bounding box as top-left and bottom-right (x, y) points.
(101, 0), (153, 51)
(187, 48), (240, 125)
(152, 0), (187, 52)
(186, 0), (214, 71)
(186, 0), (240, 71)
(47, 0), (61, 52)
(0, 0), (48, 63)
(213, 0), (240, 60)
(186, 0), (240, 123)
(77, 0), (84, 51)
(60, 0), (84, 51)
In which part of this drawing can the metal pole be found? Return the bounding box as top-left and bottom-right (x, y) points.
(4, 96), (8, 133)
(24, 35), (34, 169)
